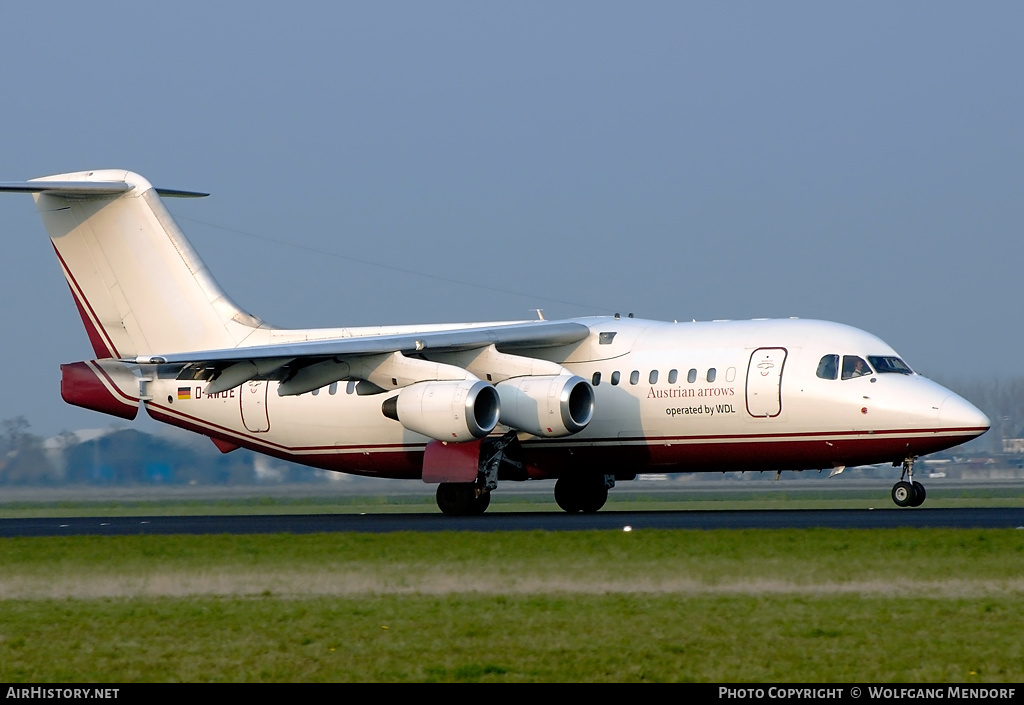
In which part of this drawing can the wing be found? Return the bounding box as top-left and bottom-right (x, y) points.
(132, 320), (592, 396)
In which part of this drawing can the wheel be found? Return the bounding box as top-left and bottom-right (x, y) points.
(909, 481), (926, 507)
(580, 484), (608, 514)
(554, 477), (609, 514)
(436, 483), (486, 516)
(554, 477), (584, 513)
(891, 481), (914, 507)
(468, 489), (491, 515)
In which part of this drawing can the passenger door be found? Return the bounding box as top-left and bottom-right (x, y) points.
(241, 380), (270, 432)
(746, 348), (787, 418)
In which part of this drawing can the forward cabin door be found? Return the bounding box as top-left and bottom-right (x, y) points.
(241, 380), (270, 432)
(746, 348), (787, 418)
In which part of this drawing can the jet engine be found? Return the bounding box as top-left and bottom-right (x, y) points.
(381, 379), (500, 442)
(496, 374), (594, 437)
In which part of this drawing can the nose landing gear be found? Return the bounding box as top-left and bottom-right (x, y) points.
(891, 457), (926, 507)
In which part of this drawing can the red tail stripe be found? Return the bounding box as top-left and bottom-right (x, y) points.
(52, 244), (120, 359)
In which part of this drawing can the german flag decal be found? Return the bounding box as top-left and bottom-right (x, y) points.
(177, 386), (192, 400)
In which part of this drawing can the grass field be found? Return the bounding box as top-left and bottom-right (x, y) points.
(1, 528), (1023, 682)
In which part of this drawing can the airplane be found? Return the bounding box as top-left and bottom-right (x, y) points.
(0, 169), (990, 515)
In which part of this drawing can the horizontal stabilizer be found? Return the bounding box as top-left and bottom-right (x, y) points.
(153, 187), (210, 198)
(0, 181), (132, 196)
(0, 181), (207, 198)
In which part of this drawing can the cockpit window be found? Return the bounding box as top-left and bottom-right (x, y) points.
(868, 356), (913, 375)
(816, 354), (838, 380)
(841, 356), (873, 380)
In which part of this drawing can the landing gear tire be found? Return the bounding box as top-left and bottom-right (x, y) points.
(892, 480), (927, 508)
(909, 481), (926, 507)
(554, 477), (609, 514)
(580, 485), (608, 514)
(891, 481), (914, 507)
(554, 478), (582, 513)
(436, 483), (490, 517)
(892, 456), (926, 508)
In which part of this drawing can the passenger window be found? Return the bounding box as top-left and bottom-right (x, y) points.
(312, 388), (320, 396)
(347, 380), (357, 394)
(842, 356), (873, 380)
(816, 354), (839, 380)
(668, 369), (678, 384)
(611, 371), (621, 386)
(707, 368), (717, 383)
(329, 382), (338, 395)
(649, 370), (658, 384)
(687, 369), (697, 383)
(630, 370), (640, 385)
(592, 371), (601, 386)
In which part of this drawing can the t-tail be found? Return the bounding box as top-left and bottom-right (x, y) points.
(1, 169), (267, 419)
(2, 169), (265, 359)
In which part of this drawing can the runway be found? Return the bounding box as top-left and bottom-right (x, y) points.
(2, 507), (1023, 537)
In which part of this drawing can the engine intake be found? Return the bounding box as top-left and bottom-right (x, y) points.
(381, 379), (500, 442)
(496, 374), (594, 437)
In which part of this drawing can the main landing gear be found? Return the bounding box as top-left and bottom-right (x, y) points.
(434, 431), (521, 517)
(891, 457), (926, 508)
(554, 474), (615, 514)
(435, 483), (491, 516)
(431, 432), (621, 516)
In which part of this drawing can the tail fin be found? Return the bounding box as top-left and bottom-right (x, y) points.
(8, 170), (264, 358)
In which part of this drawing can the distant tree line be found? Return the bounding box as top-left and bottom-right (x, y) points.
(0, 416), (322, 486)
(936, 377), (1024, 454)
(1, 416), (56, 485)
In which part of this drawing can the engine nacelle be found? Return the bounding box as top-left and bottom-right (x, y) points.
(381, 379), (500, 442)
(496, 374), (594, 437)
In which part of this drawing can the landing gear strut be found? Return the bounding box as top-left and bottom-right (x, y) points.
(891, 457), (926, 508)
(554, 474), (615, 513)
(434, 431), (523, 517)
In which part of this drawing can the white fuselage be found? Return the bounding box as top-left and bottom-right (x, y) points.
(141, 316), (988, 480)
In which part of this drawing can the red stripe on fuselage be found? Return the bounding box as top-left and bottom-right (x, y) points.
(525, 431), (983, 476)
(144, 398), (984, 480)
(144, 402), (425, 478)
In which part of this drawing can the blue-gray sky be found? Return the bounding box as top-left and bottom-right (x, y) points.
(1, 2), (1022, 436)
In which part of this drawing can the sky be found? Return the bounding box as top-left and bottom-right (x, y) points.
(0, 2), (1022, 437)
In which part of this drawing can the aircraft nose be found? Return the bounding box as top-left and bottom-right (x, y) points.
(939, 393), (990, 435)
